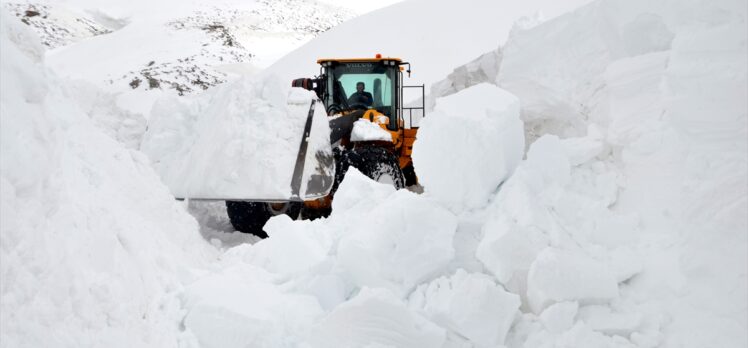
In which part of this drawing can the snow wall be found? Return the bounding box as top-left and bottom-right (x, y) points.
(0, 9), (217, 347)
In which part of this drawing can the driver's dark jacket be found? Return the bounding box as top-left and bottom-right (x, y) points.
(347, 91), (373, 106)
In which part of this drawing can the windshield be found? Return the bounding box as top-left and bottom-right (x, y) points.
(326, 63), (396, 116)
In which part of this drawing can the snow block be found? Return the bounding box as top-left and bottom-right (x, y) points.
(559, 125), (606, 166)
(335, 177), (458, 296)
(412, 83), (524, 211)
(182, 264), (324, 348)
(476, 214), (549, 292)
(141, 76), (333, 200)
(527, 247), (619, 313)
(475, 135), (570, 298)
(331, 167), (397, 217)
(577, 305), (642, 338)
(241, 214), (332, 277)
(408, 269), (520, 346)
(309, 287), (445, 348)
(539, 301), (579, 334)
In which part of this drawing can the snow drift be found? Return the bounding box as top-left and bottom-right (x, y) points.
(0, 9), (216, 347)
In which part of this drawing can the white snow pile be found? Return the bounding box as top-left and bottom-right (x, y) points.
(350, 118), (392, 142)
(491, 0), (746, 346)
(408, 269), (521, 346)
(0, 9), (217, 347)
(413, 83), (525, 211)
(176, 168), (466, 347)
(140, 77), (333, 200)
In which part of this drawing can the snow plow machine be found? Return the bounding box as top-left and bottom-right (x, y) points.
(226, 55), (425, 237)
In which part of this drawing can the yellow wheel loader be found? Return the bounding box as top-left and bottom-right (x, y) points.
(225, 55), (426, 236)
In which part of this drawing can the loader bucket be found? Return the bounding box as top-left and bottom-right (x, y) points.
(141, 81), (335, 202)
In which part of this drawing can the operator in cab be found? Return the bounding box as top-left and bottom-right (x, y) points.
(347, 81), (373, 107)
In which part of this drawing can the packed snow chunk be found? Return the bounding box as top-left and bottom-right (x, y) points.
(350, 118), (393, 142)
(523, 321), (639, 348)
(181, 264), (324, 348)
(412, 83), (524, 211)
(476, 214), (549, 290)
(309, 287), (445, 348)
(141, 76), (333, 201)
(238, 215), (332, 277)
(597, 246), (644, 283)
(408, 269), (520, 346)
(335, 170), (458, 296)
(521, 135), (572, 193)
(527, 247), (619, 313)
(577, 305), (642, 338)
(475, 135), (570, 294)
(331, 167), (397, 216)
(559, 125), (606, 166)
(497, 0), (675, 141)
(539, 301), (579, 334)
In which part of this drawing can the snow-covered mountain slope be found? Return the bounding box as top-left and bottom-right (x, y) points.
(3, 0), (368, 117)
(265, 0), (594, 97)
(0, 10), (218, 347)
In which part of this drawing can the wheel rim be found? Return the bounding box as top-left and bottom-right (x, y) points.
(376, 173), (395, 186)
(267, 202), (289, 215)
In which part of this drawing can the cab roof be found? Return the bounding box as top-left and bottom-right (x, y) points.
(316, 56), (403, 64)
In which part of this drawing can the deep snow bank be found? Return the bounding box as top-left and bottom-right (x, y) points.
(488, 0), (747, 346)
(0, 10), (216, 347)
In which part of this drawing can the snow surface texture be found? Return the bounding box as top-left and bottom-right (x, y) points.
(2, 0), (746, 347)
(140, 77), (333, 200)
(0, 10), (217, 347)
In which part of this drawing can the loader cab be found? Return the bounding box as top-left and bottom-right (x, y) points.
(318, 57), (403, 130)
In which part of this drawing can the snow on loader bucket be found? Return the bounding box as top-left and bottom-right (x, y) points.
(142, 81), (335, 204)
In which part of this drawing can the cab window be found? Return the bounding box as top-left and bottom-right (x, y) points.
(328, 63), (396, 116)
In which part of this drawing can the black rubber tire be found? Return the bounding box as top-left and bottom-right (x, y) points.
(225, 201), (302, 237)
(274, 146), (405, 223)
(402, 163), (418, 187)
(327, 104), (343, 115)
(341, 146), (406, 189)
